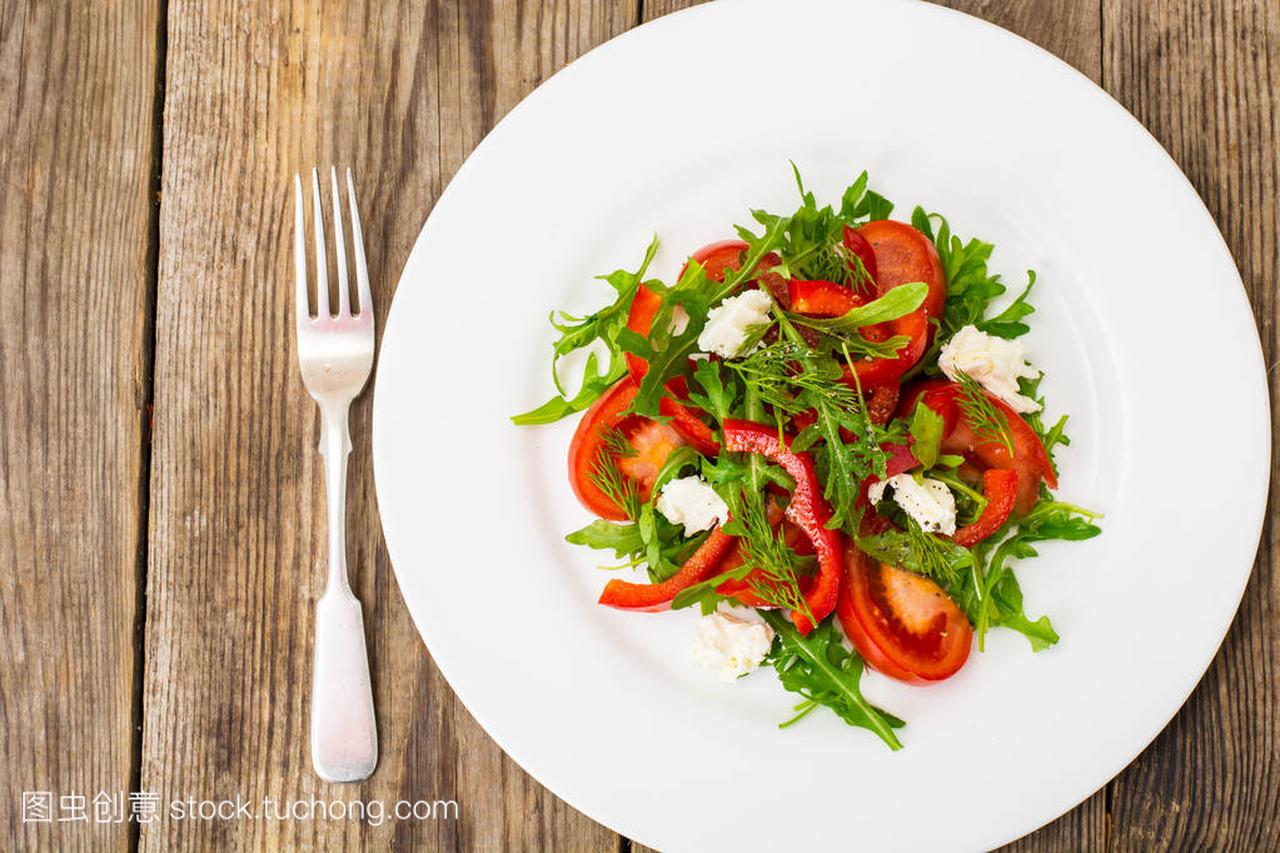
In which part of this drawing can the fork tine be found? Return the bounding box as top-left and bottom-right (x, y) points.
(294, 174), (309, 321)
(329, 167), (351, 317)
(345, 169), (372, 317)
(310, 168), (330, 317)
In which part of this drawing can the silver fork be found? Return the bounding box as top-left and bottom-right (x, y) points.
(294, 167), (378, 783)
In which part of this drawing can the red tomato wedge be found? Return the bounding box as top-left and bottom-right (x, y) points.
(567, 377), (686, 521)
(837, 543), (973, 683)
(621, 241), (746, 455)
(625, 239), (748, 382)
(901, 379), (1056, 515)
(841, 227), (879, 297)
(852, 220), (947, 322)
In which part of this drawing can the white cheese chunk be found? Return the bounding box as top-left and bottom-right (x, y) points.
(867, 473), (958, 535)
(691, 612), (776, 682)
(938, 324), (1041, 413)
(696, 289), (773, 358)
(655, 475), (729, 536)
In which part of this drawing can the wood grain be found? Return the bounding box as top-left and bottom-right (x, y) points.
(139, 0), (633, 849)
(0, 0), (1273, 851)
(0, 1), (158, 849)
(1103, 1), (1279, 848)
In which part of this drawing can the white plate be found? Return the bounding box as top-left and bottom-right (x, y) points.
(372, 1), (1270, 849)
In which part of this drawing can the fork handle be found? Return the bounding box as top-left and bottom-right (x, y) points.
(311, 403), (377, 782)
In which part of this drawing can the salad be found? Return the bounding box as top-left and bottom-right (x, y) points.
(513, 168), (1100, 749)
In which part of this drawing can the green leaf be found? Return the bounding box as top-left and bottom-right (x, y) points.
(685, 359), (738, 424)
(908, 400), (944, 470)
(978, 271), (1037, 339)
(789, 281), (928, 334)
(912, 206), (1019, 339)
(762, 613), (904, 749)
(967, 499), (1102, 650)
(511, 237), (659, 423)
(512, 350), (623, 425)
(628, 217), (788, 418)
(565, 520), (643, 558)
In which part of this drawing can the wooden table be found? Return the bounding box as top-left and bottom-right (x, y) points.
(1, 0), (1275, 849)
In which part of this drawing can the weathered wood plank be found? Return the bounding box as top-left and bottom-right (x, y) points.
(1104, 2), (1279, 848)
(0, 1), (158, 849)
(141, 0), (633, 849)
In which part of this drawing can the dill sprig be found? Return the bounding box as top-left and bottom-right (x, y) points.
(600, 425), (638, 459)
(856, 516), (971, 588)
(731, 488), (816, 628)
(587, 427), (640, 519)
(954, 371), (1014, 456)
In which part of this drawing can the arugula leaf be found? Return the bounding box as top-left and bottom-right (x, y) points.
(788, 280), (927, 333)
(1017, 373), (1071, 476)
(685, 359), (738, 424)
(512, 238), (659, 424)
(908, 400), (945, 470)
(762, 613), (904, 749)
(565, 520), (644, 558)
(911, 206), (1009, 339)
(626, 219), (788, 418)
(978, 271), (1037, 339)
(967, 500), (1102, 650)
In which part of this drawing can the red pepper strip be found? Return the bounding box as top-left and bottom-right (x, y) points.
(625, 284), (663, 382)
(721, 419), (842, 635)
(598, 528), (736, 612)
(953, 469), (1018, 547)
(658, 375), (719, 456)
(787, 278), (927, 387)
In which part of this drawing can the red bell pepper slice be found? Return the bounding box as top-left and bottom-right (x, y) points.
(598, 528), (736, 612)
(721, 419), (842, 635)
(786, 278), (923, 413)
(953, 469), (1018, 547)
(622, 290), (720, 455)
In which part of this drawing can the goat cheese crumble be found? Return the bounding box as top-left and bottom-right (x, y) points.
(868, 474), (958, 535)
(696, 289), (773, 358)
(938, 324), (1041, 413)
(655, 475), (729, 535)
(691, 612), (776, 682)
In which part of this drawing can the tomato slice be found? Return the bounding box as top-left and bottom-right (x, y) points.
(567, 377), (686, 520)
(852, 220), (947, 322)
(683, 239), (750, 283)
(837, 543), (973, 683)
(626, 240), (750, 380)
(841, 227), (879, 297)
